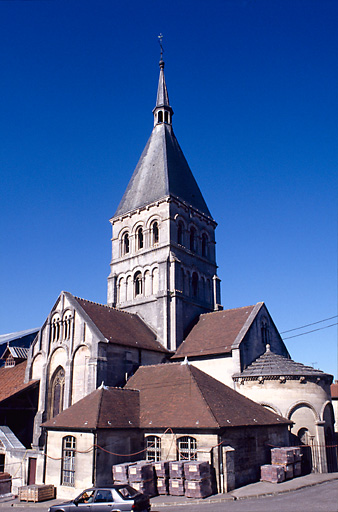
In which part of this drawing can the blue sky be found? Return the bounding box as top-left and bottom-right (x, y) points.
(1, 0), (337, 378)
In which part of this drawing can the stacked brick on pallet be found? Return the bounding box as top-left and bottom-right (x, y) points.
(261, 446), (302, 483)
(112, 462), (134, 484)
(153, 461), (169, 495)
(0, 473), (11, 496)
(128, 461), (157, 497)
(168, 461), (185, 496)
(184, 461), (212, 499)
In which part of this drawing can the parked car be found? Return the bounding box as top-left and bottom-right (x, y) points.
(48, 485), (151, 512)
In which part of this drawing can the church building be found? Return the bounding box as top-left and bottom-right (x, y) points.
(0, 53), (335, 497)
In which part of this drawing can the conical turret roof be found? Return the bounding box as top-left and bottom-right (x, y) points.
(114, 61), (212, 219)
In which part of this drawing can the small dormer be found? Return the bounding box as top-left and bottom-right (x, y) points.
(1, 346), (29, 368)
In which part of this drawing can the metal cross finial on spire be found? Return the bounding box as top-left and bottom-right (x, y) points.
(158, 33), (164, 58)
(158, 33), (164, 66)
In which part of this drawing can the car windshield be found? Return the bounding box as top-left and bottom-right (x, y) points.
(116, 485), (140, 499)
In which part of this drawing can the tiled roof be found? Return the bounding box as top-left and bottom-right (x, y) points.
(72, 295), (168, 353)
(125, 362), (290, 429)
(42, 386), (140, 430)
(172, 304), (260, 359)
(233, 345), (332, 380)
(0, 361), (39, 403)
(331, 382), (338, 399)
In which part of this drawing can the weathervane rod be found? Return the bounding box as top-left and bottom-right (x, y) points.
(158, 33), (164, 60)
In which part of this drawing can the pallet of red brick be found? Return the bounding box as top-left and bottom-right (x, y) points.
(293, 461), (302, 477)
(153, 460), (169, 478)
(169, 461), (185, 479)
(260, 464), (285, 483)
(169, 478), (185, 496)
(271, 447), (295, 465)
(131, 479), (157, 497)
(283, 463), (294, 480)
(289, 446), (302, 462)
(183, 461), (211, 480)
(185, 478), (212, 499)
(112, 462), (134, 484)
(157, 477), (169, 495)
(128, 461), (154, 483)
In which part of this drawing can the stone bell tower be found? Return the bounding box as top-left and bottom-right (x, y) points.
(107, 57), (221, 351)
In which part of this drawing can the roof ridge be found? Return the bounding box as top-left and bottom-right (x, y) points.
(198, 303), (260, 318)
(74, 295), (142, 319)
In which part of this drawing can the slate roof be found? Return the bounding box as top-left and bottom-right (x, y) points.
(172, 304), (261, 359)
(125, 362), (290, 429)
(114, 63), (211, 219)
(0, 361), (39, 403)
(42, 386), (140, 430)
(233, 345), (332, 381)
(70, 294), (168, 354)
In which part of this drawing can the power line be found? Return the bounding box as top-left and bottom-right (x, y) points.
(282, 322), (338, 340)
(280, 315), (338, 334)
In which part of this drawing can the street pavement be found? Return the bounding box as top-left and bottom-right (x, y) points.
(0, 472), (337, 509)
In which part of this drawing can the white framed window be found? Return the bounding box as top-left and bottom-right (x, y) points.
(146, 435), (161, 462)
(61, 436), (76, 486)
(177, 436), (197, 460)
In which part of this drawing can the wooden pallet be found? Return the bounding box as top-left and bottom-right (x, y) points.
(18, 484), (55, 502)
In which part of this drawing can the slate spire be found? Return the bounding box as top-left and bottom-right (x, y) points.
(153, 58), (173, 126)
(114, 60), (212, 218)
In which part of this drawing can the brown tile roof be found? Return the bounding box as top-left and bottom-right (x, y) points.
(42, 386), (140, 430)
(71, 294), (168, 353)
(125, 362), (290, 429)
(331, 382), (338, 399)
(0, 361), (39, 403)
(172, 304), (262, 359)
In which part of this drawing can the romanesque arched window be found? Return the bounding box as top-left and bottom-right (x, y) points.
(151, 221), (159, 245)
(164, 111), (169, 123)
(201, 233), (208, 258)
(261, 320), (270, 344)
(177, 221), (184, 246)
(146, 435), (161, 462)
(61, 436), (76, 486)
(51, 315), (61, 342)
(192, 272), (198, 297)
(62, 312), (72, 340)
(189, 227), (196, 252)
(134, 271), (142, 297)
(123, 233), (130, 255)
(177, 436), (197, 461)
(50, 367), (65, 418)
(136, 227), (144, 250)
(158, 111), (163, 123)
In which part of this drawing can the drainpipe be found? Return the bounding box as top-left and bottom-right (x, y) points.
(42, 429), (47, 484)
(92, 431), (97, 486)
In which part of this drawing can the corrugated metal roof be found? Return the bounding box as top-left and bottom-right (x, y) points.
(0, 426), (25, 451)
(0, 328), (39, 346)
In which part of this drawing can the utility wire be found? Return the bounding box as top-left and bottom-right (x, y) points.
(280, 315), (338, 334)
(282, 322), (338, 340)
